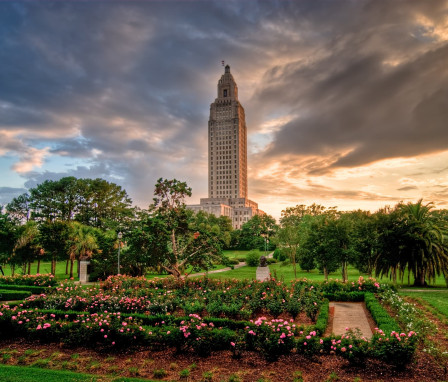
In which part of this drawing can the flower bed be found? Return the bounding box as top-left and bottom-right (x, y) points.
(0, 275), (418, 366)
(0, 274), (57, 287)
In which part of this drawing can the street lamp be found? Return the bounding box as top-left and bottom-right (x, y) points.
(261, 233), (268, 256)
(117, 231), (122, 275)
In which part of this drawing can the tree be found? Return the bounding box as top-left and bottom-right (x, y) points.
(0, 210), (18, 275)
(237, 214), (277, 250)
(67, 223), (99, 278)
(349, 210), (379, 276)
(12, 221), (41, 275)
(276, 225), (302, 278)
(276, 204), (330, 279)
(127, 179), (223, 279)
(39, 221), (71, 275)
(374, 201), (448, 286)
(6, 193), (32, 222)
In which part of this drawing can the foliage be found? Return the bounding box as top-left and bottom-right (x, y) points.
(127, 179), (223, 279)
(272, 248), (287, 261)
(375, 200), (448, 286)
(0, 276), (421, 366)
(244, 317), (296, 360)
(231, 214), (277, 251)
(0, 274), (57, 287)
(8, 177), (134, 229)
(245, 250), (261, 267)
(371, 329), (418, 368)
(0, 289), (32, 300)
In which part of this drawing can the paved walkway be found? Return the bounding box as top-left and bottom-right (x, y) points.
(188, 251), (274, 278)
(330, 302), (373, 339)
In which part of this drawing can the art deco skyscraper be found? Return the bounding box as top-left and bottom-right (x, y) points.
(187, 65), (263, 229)
(208, 65), (248, 199)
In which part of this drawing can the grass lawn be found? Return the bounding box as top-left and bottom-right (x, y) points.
(0, 365), (153, 382)
(203, 263), (368, 283)
(1, 261), (77, 282)
(399, 290), (448, 318)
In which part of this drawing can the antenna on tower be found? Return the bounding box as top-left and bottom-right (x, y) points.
(221, 60), (225, 66)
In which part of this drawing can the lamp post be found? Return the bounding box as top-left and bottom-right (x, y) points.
(117, 231), (122, 275)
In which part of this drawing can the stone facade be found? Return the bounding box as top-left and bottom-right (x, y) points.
(187, 65), (264, 229)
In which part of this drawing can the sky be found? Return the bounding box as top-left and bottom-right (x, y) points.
(1, 0), (448, 221)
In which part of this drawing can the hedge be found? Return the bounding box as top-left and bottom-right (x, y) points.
(0, 289), (32, 301)
(0, 284), (49, 294)
(364, 292), (400, 333)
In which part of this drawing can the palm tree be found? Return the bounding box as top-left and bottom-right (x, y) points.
(13, 221), (41, 275)
(67, 222), (98, 279)
(398, 200), (448, 286)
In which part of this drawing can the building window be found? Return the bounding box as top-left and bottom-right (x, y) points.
(223, 89), (228, 97)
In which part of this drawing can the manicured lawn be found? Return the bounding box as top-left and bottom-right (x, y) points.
(204, 263), (368, 283)
(1, 261), (77, 282)
(0, 364), (152, 382)
(399, 290), (448, 318)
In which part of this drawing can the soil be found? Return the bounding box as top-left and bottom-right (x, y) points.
(0, 337), (446, 382)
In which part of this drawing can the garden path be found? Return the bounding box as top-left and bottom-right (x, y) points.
(187, 251), (274, 278)
(330, 302), (373, 339)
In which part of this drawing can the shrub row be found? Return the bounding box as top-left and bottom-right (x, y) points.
(323, 291), (365, 302)
(364, 292), (400, 333)
(0, 284), (49, 294)
(0, 289), (32, 301)
(314, 299), (329, 335)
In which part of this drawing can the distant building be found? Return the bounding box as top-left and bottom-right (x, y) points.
(187, 65), (264, 228)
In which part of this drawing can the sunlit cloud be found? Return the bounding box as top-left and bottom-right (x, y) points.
(1, 0), (448, 218)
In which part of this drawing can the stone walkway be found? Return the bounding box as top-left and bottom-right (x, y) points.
(330, 302), (373, 339)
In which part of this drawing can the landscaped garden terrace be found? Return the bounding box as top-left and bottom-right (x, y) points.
(1, 274), (447, 381)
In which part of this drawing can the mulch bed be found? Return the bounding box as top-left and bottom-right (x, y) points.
(1, 338), (446, 381)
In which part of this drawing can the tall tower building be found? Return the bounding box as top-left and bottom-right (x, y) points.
(187, 65), (264, 229)
(209, 65), (247, 199)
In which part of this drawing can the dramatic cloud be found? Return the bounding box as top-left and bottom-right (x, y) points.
(1, 0), (447, 218)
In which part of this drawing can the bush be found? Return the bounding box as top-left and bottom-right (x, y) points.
(246, 251), (261, 267)
(273, 248), (287, 261)
(371, 329), (418, 368)
(244, 317), (296, 361)
(296, 330), (321, 357)
(332, 329), (371, 365)
(0, 274), (57, 287)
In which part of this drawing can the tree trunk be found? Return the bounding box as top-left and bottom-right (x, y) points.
(10, 264), (15, 276)
(69, 260), (74, 279)
(65, 259), (69, 275)
(27, 262), (31, 275)
(37, 259), (41, 274)
(413, 269), (426, 287)
(323, 266), (329, 281)
(51, 257), (56, 275)
(341, 261), (348, 283)
(77, 259), (80, 278)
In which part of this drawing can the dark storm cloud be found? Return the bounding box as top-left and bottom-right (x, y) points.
(1, 0), (447, 209)
(254, 0), (448, 174)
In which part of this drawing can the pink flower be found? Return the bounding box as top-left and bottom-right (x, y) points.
(230, 342), (235, 347)
(104, 335), (107, 338)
